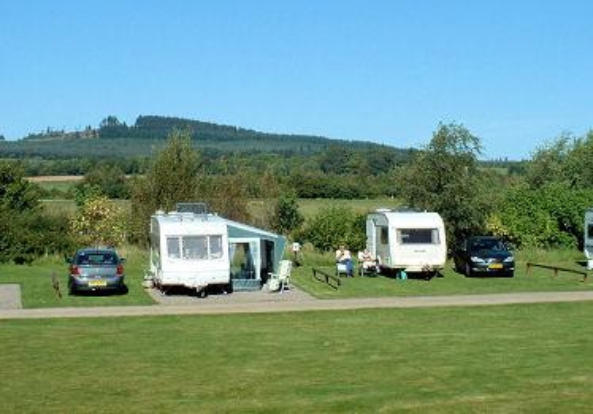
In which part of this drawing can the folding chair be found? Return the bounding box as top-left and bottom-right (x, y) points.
(268, 260), (293, 293)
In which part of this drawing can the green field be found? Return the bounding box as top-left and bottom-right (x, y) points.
(40, 197), (399, 219)
(1, 303), (592, 413)
(297, 197), (399, 219)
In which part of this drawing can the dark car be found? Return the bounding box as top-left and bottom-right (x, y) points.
(66, 248), (126, 294)
(453, 236), (515, 277)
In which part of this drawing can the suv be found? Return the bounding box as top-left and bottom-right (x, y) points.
(66, 248), (126, 295)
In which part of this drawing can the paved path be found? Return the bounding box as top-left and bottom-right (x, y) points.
(2, 289), (593, 320)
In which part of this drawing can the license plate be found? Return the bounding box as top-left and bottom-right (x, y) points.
(489, 263), (503, 269)
(88, 280), (107, 287)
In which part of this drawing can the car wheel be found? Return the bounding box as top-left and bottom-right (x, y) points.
(464, 263), (472, 277)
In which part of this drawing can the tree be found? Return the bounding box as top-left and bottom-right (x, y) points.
(70, 195), (127, 247)
(99, 115), (123, 128)
(300, 205), (366, 252)
(395, 122), (488, 245)
(272, 193), (304, 236)
(0, 161), (72, 263)
(129, 130), (201, 245)
(487, 183), (593, 248)
(76, 163), (129, 200)
(525, 134), (573, 189)
(202, 173), (250, 223)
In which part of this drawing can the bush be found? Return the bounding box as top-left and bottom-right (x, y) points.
(299, 205), (366, 252)
(487, 184), (593, 249)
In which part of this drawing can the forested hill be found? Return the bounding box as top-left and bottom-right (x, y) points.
(1, 115), (408, 160)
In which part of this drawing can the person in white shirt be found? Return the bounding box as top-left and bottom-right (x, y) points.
(335, 245), (353, 277)
(358, 249), (377, 275)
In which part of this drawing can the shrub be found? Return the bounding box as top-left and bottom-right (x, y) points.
(299, 205), (366, 252)
(487, 184), (593, 249)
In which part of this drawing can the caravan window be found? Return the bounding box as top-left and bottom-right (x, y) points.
(166, 237), (181, 258)
(398, 228), (440, 244)
(210, 235), (223, 259)
(588, 224), (593, 239)
(167, 235), (224, 261)
(183, 236), (208, 260)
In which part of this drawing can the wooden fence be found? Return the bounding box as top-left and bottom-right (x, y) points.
(526, 262), (588, 283)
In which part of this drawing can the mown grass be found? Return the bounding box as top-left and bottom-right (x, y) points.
(0, 246), (154, 308)
(1, 303), (592, 413)
(291, 248), (593, 299)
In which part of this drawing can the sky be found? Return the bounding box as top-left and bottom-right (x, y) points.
(1, 1), (592, 160)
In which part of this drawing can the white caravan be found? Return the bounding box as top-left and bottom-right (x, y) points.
(366, 209), (447, 275)
(148, 208), (286, 296)
(584, 209), (593, 269)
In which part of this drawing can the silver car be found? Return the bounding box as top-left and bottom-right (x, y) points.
(67, 248), (126, 295)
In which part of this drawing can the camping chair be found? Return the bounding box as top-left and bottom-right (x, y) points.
(268, 260), (293, 293)
(336, 262), (349, 277)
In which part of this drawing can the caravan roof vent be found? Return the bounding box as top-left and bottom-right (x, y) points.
(393, 206), (423, 213)
(176, 202), (208, 215)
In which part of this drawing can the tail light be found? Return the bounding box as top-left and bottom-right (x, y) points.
(70, 265), (80, 277)
(116, 264), (124, 275)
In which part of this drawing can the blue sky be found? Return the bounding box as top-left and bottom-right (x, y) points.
(1, 0), (591, 160)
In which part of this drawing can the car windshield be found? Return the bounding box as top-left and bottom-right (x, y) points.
(76, 252), (117, 265)
(470, 239), (505, 251)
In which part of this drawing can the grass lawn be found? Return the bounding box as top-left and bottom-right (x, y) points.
(0, 248), (154, 308)
(1, 303), (592, 413)
(291, 248), (593, 299)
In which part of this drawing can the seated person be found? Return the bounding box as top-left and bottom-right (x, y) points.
(335, 245), (353, 277)
(358, 249), (378, 274)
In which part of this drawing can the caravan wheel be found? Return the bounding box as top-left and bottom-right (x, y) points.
(197, 287), (209, 298)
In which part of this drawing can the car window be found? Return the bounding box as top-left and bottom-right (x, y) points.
(470, 239), (506, 251)
(76, 252), (117, 265)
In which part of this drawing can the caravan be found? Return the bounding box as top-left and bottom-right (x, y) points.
(148, 206), (286, 296)
(366, 209), (447, 276)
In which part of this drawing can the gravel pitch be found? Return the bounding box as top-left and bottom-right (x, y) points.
(0, 284), (22, 310)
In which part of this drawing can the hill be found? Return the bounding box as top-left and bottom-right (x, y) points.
(0, 115), (408, 160)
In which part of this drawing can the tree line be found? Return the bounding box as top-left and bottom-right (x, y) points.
(1, 122), (593, 264)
